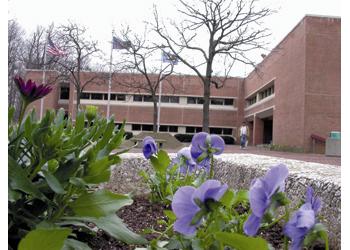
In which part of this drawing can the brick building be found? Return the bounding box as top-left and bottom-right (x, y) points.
(25, 15), (341, 152)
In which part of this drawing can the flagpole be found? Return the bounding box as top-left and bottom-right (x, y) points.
(40, 36), (48, 120)
(157, 58), (163, 133)
(107, 30), (114, 118)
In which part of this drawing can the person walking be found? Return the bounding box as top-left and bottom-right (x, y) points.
(240, 122), (249, 149)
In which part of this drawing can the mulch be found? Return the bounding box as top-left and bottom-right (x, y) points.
(78, 196), (325, 250)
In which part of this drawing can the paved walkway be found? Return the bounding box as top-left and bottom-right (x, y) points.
(128, 144), (341, 166)
(223, 145), (341, 166)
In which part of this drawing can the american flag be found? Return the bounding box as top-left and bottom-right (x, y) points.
(47, 36), (65, 56)
(161, 51), (178, 65)
(112, 36), (132, 50)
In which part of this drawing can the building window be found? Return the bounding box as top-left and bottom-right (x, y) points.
(143, 95), (153, 102)
(247, 95), (257, 106)
(60, 87), (70, 100)
(187, 97), (196, 104)
(169, 126), (178, 132)
(132, 124), (141, 130)
(80, 92), (90, 99)
(224, 99), (234, 106)
(133, 95), (142, 102)
(223, 128), (233, 135)
(116, 94), (126, 101)
(210, 127), (223, 134)
(142, 124), (153, 131)
(210, 98), (224, 105)
(91, 93), (103, 100)
(186, 126), (202, 133)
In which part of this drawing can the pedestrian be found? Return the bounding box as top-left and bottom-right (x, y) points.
(240, 122), (248, 149)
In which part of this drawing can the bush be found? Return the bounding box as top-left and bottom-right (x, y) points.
(174, 133), (194, 142)
(8, 108), (146, 249)
(124, 131), (133, 140)
(220, 135), (235, 145)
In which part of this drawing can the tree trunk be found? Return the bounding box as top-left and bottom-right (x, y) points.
(202, 78), (211, 133)
(76, 88), (80, 114)
(153, 99), (158, 133)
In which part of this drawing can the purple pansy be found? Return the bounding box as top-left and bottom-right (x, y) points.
(142, 136), (158, 159)
(172, 180), (228, 236)
(284, 187), (322, 250)
(190, 132), (225, 165)
(173, 147), (197, 174)
(243, 164), (289, 236)
(14, 76), (52, 103)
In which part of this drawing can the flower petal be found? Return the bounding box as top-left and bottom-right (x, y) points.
(190, 132), (209, 159)
(243, 214), (262, 236)
(193, 179), (223, 202)
(249, 179), (269, 217)
(263, 164), (289, 196)
(173, 214), (199, 236)
(172, 186), (199, 218)
(210, 134), (225, 155)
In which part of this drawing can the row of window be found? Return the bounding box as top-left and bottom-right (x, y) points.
(246, 83), (275, 107)
(60, 87), (235, 106)
(129, 124), (233, 135)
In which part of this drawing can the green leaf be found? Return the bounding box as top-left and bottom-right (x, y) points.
(8, 187), (21, 202)
(215, 232), (269, 250)
(163, 210), (176, 221)
(42, 170), (65, 194)
(69, 190), (133, 217)
(8, 106), (15, 125)
(83, 156), (111, 184)
(75, 111), (85, 133)
(62, 238), (92, 250)
(303, 223), (329, 250)
(150, 150), (170, 174)
(220, 189), (235, 207)
(47, 159), (59, 173)
(8, 156), (46, 200)
(232, 190), (249, 207)
(63, 215), (147, 245)
(18, 227), (71, 250)
(69, 177), (87, 188)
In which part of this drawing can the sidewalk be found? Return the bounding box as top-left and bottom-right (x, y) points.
(223, 145), (341, 166)
(128, 143), (341, 166)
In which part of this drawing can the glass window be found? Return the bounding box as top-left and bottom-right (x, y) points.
(116, 94), (125, 101)
(197, 97), (204, 104)
(91, 93), (103, 100)
(103, 94), (108, 100)
(210, 127), (222, 134)
(211, 98), (224, 105)
(60, 87), (70, 100)
(159, 125), (168, 132)
(142, 124), (153, 131)
(169, 126), (178, 132)
(80, 92), (90, 99)
(195, 127), (202, 133)
(161, 96), (170, 103)
(224, 99), (234, 106)
(186, 127), (195, 133)
(110, 94), (116, 100)
(187, 97), (196, 104)
(132, 124), (141, 130)
(133, 95), (142, 102)
(143, 95), (153, 102)
(223, 128), (233, 135)
(170, 96), (179, 103)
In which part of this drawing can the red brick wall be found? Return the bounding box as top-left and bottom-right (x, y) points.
(303, 16), (341, 151)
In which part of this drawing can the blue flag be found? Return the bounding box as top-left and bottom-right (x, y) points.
(161, 51), (179, 65)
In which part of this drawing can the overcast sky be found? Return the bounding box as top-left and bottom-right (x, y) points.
(8, 0), (341, 77)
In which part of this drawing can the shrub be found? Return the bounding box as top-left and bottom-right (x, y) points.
(221, 135), (235, 145)
(124, 131), (133, 140)
(8, 107), (146, 249)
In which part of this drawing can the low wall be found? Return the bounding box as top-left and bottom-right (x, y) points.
(105, 153), (341, 249)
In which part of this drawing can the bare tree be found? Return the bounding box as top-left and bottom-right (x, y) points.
(115, 26), (176, 132)
(8, 19), (25, 114)
(152, 0), (273, 132)
(53, 22), (105, 113)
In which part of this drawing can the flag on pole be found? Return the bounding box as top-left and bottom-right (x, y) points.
(47, 36), (66, 56)
(112, 36), (132, 50)
(161, 51), (178, 65)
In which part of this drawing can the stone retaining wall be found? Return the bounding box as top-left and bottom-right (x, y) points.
(105, 153), (341, 249)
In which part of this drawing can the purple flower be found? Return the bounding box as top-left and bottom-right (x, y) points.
(142, 136), (158, 159)
(172, 180), (228, 236)
(244, 164), (289, 236)
(190, 132), (225, 165)
(173, 147), (197, 174)
(284, 187), (322, 250)
(14, 76), (52, 103)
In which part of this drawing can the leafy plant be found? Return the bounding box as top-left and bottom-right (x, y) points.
(8, 107), (147, 249)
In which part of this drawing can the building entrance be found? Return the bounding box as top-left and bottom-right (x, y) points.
(263, 117), (273, 144)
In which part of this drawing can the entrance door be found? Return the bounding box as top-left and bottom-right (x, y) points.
(263, 118), (273, 144)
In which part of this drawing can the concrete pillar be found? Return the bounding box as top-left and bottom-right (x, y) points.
(253, 114), (264, 145)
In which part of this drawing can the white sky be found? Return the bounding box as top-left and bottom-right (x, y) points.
(8, 0), (340, 77)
